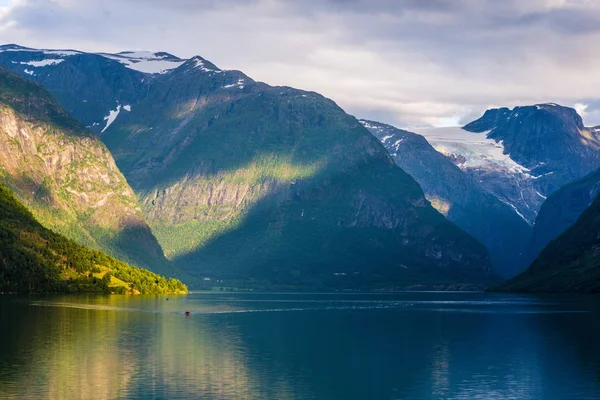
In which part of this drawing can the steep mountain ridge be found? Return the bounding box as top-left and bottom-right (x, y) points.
(0, 44), (495, 289)
(461, 103), (600, 221)
(0, 66), (176, 277)
(406, 104), (600, 226)
(112, 82), (494, 289)
(525, 167), (600, 266)
(494, 191), (600, 293)
(360, 120), (531, 278)
(0, 44), (248, 135)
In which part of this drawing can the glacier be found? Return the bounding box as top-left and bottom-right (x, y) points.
(411, 126), (530, 175)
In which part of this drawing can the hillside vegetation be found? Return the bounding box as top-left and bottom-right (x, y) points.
(0, 183), (187, 294)
(0, 66), (177, 277)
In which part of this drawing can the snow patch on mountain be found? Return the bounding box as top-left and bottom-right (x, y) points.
(503, 201), (528, 222)
(360, 120), (538, 224)
(411, 126), (530, 175)
(116, 51), (171, 59)
(411, 126), (539, 224)
(0, 46), (81, 57)
(191, 58), (221, 73)
(223, 78), (246, 89)
(389, 138), (405, 156)
(0, 46), (234, 77)
(102, 105), (121, 133)
(42, 50), (80, 57)
(98, 52), (186, 74)
(20, 59), (64, 67)
(360, 121), (381, 131)
(360, 120), (405, 156)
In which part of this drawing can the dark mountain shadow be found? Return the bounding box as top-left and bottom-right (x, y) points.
(173, 154), (495, 290)
(524, 167), (600, 268)
(107, 224), (182, 279)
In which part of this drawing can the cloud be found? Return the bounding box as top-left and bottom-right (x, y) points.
(574, 103), (588, 118)
(1, 0), (600, 127)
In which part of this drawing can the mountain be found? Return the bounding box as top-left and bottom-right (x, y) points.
(494, 191), (600, 293)
(465, 105), (599, 181)
(0, 44), (205, 135)
(401, 105), (600, 226)
(524, 167), (600, 266)
(409, 125), (538, 224)
(360, 120), (532, 278)
(0, 183), (187, 294)
(0, 44), (495, 290)
(0, 65), (176, 277)
(460, 104), (600, 223)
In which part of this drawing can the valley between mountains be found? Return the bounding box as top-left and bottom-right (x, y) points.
(2, 44), (600, 292)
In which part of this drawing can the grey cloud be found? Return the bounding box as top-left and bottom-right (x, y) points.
(2, 0), (600, 127)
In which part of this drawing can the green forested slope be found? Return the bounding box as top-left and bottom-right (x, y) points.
(0, 183), (187, 294)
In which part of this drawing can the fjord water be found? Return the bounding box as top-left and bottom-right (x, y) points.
(0, 293), (599, 399)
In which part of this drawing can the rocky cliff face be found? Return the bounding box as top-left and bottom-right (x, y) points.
(361, 120), (532, 278)
(0, 45), (495, 289)
(0, 66), (175, 276)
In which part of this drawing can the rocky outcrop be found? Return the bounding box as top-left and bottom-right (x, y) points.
(0, 66), (175, 276)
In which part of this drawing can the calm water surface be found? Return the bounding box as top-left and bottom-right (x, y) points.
(0, 292), (599, 399)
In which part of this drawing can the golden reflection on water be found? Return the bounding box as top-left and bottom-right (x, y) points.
(0, 295), (303, 400)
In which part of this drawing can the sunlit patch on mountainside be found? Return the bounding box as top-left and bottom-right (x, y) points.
(143, 154), (325, 259)
(0, 66), (176, 277)
(426, 195), (451, 217)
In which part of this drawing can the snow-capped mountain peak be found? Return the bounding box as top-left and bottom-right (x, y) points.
(181, 56), (222, 74)
(96, 51), (186, 74)
(0, 44), (82, 57)
(113, 50), (179, 60)
(0, 44), (195, 75)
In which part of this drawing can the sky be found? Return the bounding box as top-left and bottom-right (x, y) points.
(1, 0), (600, 127)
